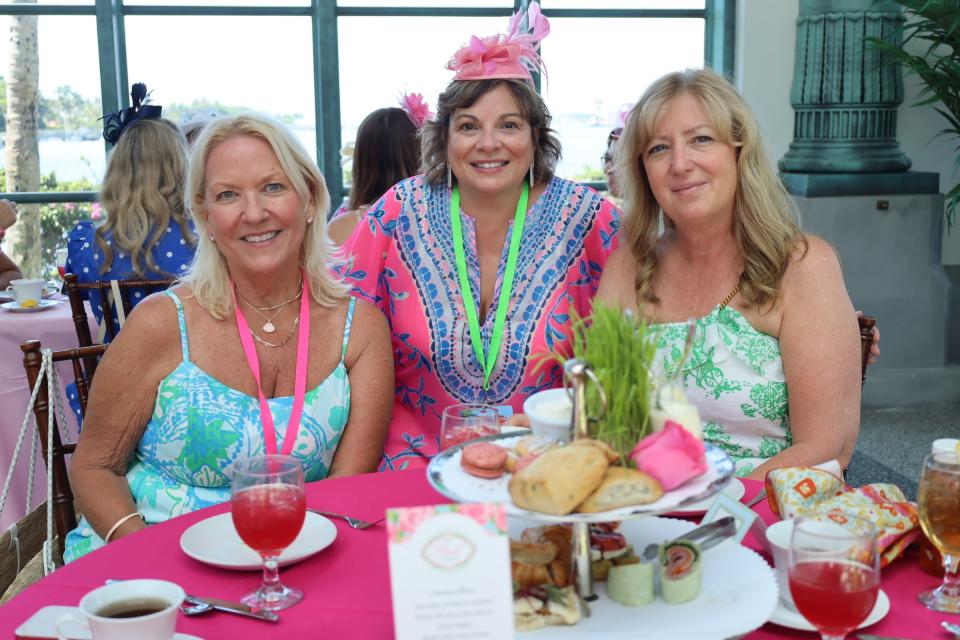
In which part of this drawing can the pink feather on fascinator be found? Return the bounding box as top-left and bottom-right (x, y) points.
(447, 1), (551, 83)
(399, 92), (434, 129)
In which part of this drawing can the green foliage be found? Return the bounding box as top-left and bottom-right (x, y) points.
(1, 168), (96, 279)
(541, 303), (659, 462)
(868, 1), (960, 230)
(570, 165), (605, 182)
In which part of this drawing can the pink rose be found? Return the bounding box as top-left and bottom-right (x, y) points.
(629, 421), (707, 491)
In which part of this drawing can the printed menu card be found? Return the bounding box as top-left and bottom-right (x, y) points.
(387, 503), (515, 640)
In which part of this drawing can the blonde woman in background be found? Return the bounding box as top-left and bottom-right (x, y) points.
(66, 85), (196, 328)
(596, 68), (861, 479)
(64, 112), (392, 562)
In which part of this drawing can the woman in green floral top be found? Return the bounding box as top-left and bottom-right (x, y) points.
(597, 69), (862, 480)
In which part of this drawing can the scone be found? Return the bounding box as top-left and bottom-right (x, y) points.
(577, 466), (663, 512)
(509, 445), (609, 515)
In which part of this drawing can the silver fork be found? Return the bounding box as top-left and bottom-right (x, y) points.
(745, 487), (767, 508)
(308, 509), (384, 530)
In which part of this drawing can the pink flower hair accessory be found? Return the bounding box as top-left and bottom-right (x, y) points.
(398, 92), (434, 129)
(446, 1), (550, 83)
(629, 420), (708, 491)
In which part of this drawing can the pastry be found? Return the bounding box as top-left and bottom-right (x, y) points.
(508, 445), (609, 515)
(567, 438), (620, 463)
(577, 466), (663, 513)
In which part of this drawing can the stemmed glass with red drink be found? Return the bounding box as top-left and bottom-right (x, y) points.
(231, 454), (306, 611)
(788, 514), (880, 640)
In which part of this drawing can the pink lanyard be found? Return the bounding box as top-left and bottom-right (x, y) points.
(232, 275), (310, 456)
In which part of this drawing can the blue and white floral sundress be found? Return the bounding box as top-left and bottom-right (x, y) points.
(63, 291), (355, 563)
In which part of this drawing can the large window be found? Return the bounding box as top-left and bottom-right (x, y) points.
(0, 0), (732, 274)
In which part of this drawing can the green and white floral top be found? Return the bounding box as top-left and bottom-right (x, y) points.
(654, 304), (790, 478)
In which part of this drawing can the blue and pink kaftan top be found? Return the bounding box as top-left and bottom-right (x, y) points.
(337, 175), (619, 471)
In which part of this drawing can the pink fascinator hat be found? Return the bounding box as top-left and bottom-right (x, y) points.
(398, 92), (434, 129)
(446, 1), (550, 83)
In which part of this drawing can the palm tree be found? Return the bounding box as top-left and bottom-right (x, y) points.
(5, 0), (41, 276)
(869, 0), (960, 230)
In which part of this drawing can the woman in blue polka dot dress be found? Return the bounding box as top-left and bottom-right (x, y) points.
(67, 113), (196, 330)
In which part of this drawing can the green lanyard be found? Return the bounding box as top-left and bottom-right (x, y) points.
(450, 182), (529, 390)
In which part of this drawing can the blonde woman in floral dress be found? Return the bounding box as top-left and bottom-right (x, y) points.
(596, 69), (861, 479)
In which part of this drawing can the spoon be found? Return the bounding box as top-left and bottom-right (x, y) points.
(180, 601), (214, 616)
(943, 621), (960, 639)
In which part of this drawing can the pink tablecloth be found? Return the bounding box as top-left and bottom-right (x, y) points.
(0, 471), (951, 639)
(0, 297), (94, 532)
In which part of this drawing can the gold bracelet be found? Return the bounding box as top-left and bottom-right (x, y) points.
(104, 511), (143, 543)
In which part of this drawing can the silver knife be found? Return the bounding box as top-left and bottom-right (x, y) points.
(185, 595), (279, 622)
(857, 635), (914, 640)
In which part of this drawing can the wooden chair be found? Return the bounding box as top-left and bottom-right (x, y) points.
(64, 273), (176, 348)
(858, 314), (877, 385)
(20, 339), (108, 558)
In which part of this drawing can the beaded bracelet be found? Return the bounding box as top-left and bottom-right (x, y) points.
(104, 511), (143, 543)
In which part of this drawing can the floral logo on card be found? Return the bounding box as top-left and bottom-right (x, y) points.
(387, 503), (507, 544)
(421, 532), (476, 570)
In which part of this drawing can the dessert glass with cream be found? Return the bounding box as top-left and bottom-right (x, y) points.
(648, 383), (701, 438)
(523, 388), (574, 442)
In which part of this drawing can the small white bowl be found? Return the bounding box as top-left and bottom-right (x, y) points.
(523, 388), (573, 442)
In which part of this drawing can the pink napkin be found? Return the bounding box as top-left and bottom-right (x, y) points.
(629, 421), (707, 491)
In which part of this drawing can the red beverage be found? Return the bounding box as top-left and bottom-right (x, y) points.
(57, 265), (66, 278)
(232, 483), (306, 556)
(441, 424), (498, 450)
(789, 560), (879, 635)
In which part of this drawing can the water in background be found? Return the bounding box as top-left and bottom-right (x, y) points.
(34, 119), (611, 188)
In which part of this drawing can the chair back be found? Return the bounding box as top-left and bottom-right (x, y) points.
(20, 339), (108, 557)
(64, 273), (176, 347)
(858, 314), (877, 385)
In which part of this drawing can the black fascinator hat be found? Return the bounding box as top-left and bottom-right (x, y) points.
(101, 83), (163, 144)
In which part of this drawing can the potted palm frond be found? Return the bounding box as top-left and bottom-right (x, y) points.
(868, 0), (960, 230)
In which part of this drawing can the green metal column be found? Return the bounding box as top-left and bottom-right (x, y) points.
(312, 0), (343, 213)
(95, 0), (127, 151)
(705, 0), (735, 78)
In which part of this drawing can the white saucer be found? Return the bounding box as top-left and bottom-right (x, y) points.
(768, 588), (890, 631)
(1, 299), (60, 312)
(180, 511), (336, 570)
(668, 478), (746, 516)
(14, 605), (204, 639)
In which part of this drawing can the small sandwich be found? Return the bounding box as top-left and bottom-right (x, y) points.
(511, 525), (580, 632)
(460, 442), (508, 479)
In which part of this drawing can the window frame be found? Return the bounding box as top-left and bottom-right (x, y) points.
(0, 0), (735, 205)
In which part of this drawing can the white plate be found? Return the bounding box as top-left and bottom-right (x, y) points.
(667, 478), (746, 516)
(428, 434), (735, 523)
(1, 299), (60, 312)
(768, 588), (890, 631)
(179, 511), (336, 571)
(508, 516), (779, 639)
(0, 287), (57, 303)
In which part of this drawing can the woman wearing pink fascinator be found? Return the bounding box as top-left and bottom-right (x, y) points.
(336, 1), (620, 471)
(327, 92), (431, 244)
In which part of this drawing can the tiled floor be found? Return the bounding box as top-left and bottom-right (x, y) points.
(846, 401), (960, 500)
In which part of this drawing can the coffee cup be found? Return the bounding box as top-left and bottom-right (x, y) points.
(6, 277), (45, 308)
(55, 579), (185, 640)
(523, 388), (573, 442)
(764, 518), (797, 611)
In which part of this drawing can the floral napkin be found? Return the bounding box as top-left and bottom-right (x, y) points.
(765, 466), (921, 567)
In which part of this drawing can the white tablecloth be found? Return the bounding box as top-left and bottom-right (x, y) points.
(0, 296), (95, 531)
